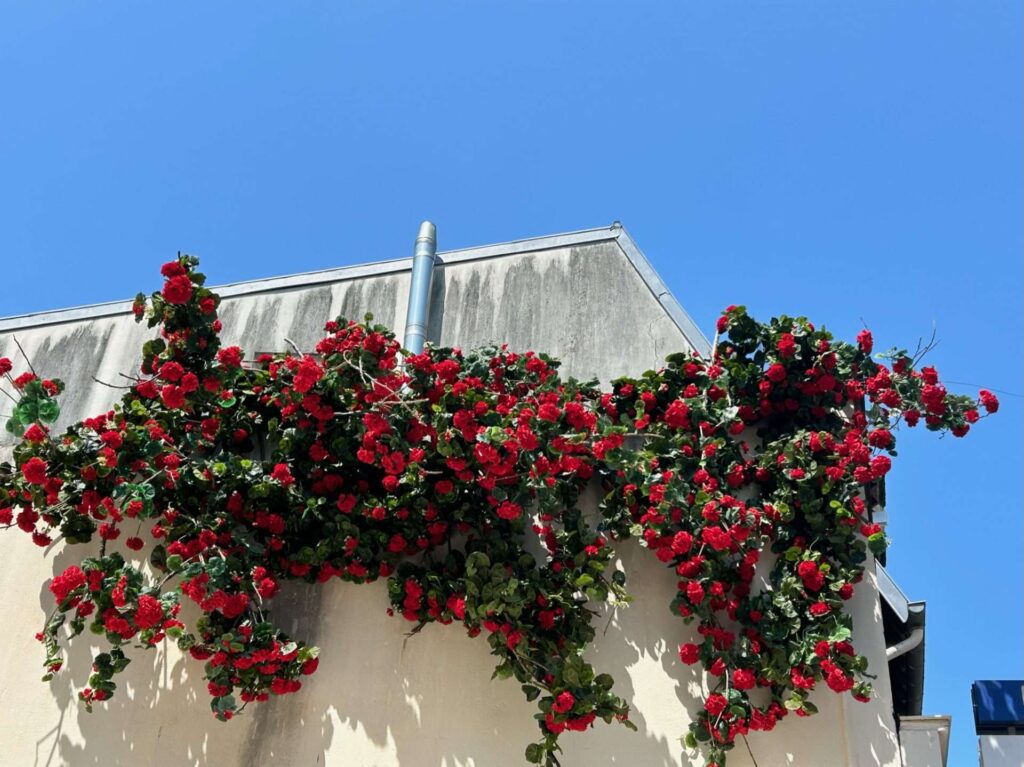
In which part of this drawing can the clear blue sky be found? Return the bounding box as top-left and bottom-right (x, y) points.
(2, 3), (1020, 764)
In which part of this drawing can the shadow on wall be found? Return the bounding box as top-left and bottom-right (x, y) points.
(37, 542), (251, 767)
(41, 539), (708, 767)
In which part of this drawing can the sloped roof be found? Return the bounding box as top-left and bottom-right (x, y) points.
(0, 224), (710, 357)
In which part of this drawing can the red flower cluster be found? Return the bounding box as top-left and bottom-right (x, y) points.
(0, 259), (994, 767)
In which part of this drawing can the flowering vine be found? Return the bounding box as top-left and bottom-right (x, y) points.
(0, 257), (996, 766)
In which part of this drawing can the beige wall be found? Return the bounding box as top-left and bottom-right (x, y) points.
(0, 242), (903, 766)
(899, 716), (950, 767)
(980, 735), (1024, 767)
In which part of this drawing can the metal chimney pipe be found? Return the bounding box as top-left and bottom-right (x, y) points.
(402, 221), (437, 355)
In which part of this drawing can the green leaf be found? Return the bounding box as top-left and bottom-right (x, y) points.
(15, 399), (38, 422)
(37, 399), (60, 423)
(521, 684), (541, 702)
(149, 545), (167, 570)
(525, 743), (544, 763)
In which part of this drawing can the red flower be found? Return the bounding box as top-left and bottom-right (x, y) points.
(134, 595), (164, 629)
(217, 346), (243, 368)
(679, 643), (700, 665)
(160, 385), (187, 410)
(0, 357), (11, 376)
(766, 363), (787, 383)
(797, 560), (824, 592)
(704, 693), (728, 717)
(23, 423), (48, 443)
(867, 429), (893, 449)
(12, 372), (36, 389)
(686, 581), (705, 605)
(136, 380), (158, 399)
(826, 669), (854, 693)
(664, 400), (691, 429)
(446, 594), (466, 620)
(732, 668), (756, 690)
(271, 463), (294, 486)
(979, 389), (999, 414)
(21, 457), (48, 485)
(162, 275), (193, 305)
(809, 602), (831, 617)
(776, 333), (797, 359)
(200, 418), (220, 440)
(496, 501), (522, 520)
(552, 691), (575, 714)
(159, 361), (184, 382)
(537, 403), (561, 422)
(870, 455), (891, 478)
(49, 565), (87, 602)
(160, 261), (187, 278)
(857, 329), (873, 354)
(293, 356), (324, 393)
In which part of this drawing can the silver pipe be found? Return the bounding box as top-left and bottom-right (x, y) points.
(402, 221), (437, 355)
(886, 627), (924, 661)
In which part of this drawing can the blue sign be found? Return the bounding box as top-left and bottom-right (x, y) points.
(973, 680), (1024, 734)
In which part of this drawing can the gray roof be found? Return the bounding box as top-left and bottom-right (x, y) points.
(0, 224), (710, 357)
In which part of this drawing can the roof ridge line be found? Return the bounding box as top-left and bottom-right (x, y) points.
(0, 226), (623, 332)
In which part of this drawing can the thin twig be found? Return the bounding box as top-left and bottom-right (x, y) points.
(741, 734), (759, 767)
(92, 376), (134, 390)
(12, 336), (37, 376)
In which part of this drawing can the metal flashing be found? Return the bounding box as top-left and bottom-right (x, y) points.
(877, 563), (911, 623)
(0, 225), (711, 354)
(611, 226), (712, 357)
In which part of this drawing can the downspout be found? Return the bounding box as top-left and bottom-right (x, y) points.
(887, 627), (924, 661)
(402, 221), (437, 355)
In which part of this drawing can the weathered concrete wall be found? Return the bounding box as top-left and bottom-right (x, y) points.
(0, 239), (902, 766)
(980, 735), (1024, 767)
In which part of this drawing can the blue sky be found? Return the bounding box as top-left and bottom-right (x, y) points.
(1, 3), (1020, 764)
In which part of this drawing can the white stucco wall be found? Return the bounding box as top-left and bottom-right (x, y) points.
(0, 238), (904, 767)
(979, 735), (1024, 767)
(899, 716), (950, 767)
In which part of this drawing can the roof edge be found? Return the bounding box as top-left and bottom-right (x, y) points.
(0, 226), (621, 332)
(0, 224), (713, 356)
(611, 225), (712, 357)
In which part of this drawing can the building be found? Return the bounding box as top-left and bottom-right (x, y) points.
(0, 224), (948, 766)
(973, 680), (1024, 766)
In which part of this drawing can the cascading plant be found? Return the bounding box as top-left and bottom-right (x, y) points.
(0, 257), (997, 766)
